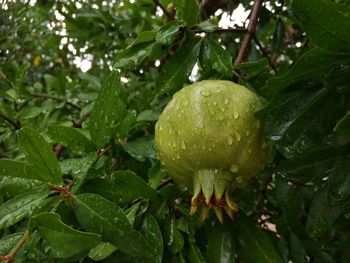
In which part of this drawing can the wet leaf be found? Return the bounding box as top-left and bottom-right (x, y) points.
(88, 72), (127, 149)
(122, 137), (156, 161)
(18, 127), (62, 184)
(111, 170), (158, 201)
(0, 187), (50, 229)
(173, 0), (200, 27)
(156, 21), (181, 45)
(73, 193), (149, 257)
(236, 212), (284, 263)
(48, 125), (96, 152)
(88, 242), (117, 261)
(207, 223), (235, 263)
(32, 212), (101, 258)
(334, 111), (350, 135)
(157, 36), (202, 94)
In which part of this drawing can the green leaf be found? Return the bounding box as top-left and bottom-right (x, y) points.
(328, 158), (350, 204)
(288, 233), (308, 263)
(173, 0), (200, 27)
(122, 137), (156, 161)
(0, 159), (40, 183)
(141, 213), (164, 263)
(88, 73), (127, 149)
(164, 216), (184, 254)
(157, 37), (202, 94)
(47, 125), (96, 152)
(200, 37), (233, 78)
(235, 212), (284, 263)
(334, 111), (350, 135)
(148, 162), (167, 189)
(18, 127), (62, 184)
(0, 176), (44, 198)
(156, 21), (181, 45)
(278, 146), (344, 183)
(0, 232), (23, 255)
(187, 240), (207, 263)
(88, 242), (117, 261)
(306, 188), (343, 239)
(266, 88), (328, 142)
(32, 212), (101, 258)
(73, 193), (149, 257)
(292, 0), (350, 51)
(233, 58), (269, 79)
(111, 170), (158, 201)
(0, 187), (50, 229)
(137, 109), (160, 122)
(207, 223), (235, 263)
(255, 91), (302, 121)
(266, 49), (350, 92)
(114, 31), (156, 69)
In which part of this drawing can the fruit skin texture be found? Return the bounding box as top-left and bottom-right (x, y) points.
(155, 80), (270, 220)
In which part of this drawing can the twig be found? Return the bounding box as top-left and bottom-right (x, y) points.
(153, 0), (173, 20)
(0, 113), (21, 130)
(2, 230), (30, 263)
(252, 173), (273, 214)
(97, 144), (113, 157)
(253, 35), (278, 74)
(31, 93), (81, 111)
(192, 27), (247, 34)
(234, 0), (264, 67)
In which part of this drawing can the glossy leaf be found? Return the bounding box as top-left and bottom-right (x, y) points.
(0, 232), (23, 255)
(207, 223), (234, 263)
(0, 176), (44, 198)
(266, 88), (328, 142)
(334, 111), (350, 135)
(236, 212), (284, 263)
(156, 21), (181, 45)
(88, 242), (117, 261)
(32, 212), (101, 258)
(47, 125), (96, 152)
(141, 213), (164, 263)
(278, 146), (344, 183)
(187, 240), (207, 263)
(73, 193), (149, 257)
(200, 37), (233, 77)
(122, 137), (156, 161)
(114, 31), (156, 69)
(0, 187), (50, 229)
(88, 72), (127, 149)
(292, 0), (350, 51)
(0, 159), (40, 180)
(18, 127), (62, 184)
(157, 37), (202, 94)
(173, 0), (200, 27)
(111, 170), (158, 201)
(163, 216), (184, 254)
(289, 233), (308, 263)
(266, 49), (350, 92)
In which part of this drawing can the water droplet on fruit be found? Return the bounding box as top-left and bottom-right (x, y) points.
(255, 121), (261, 128)
(236, 176), (244, 183)
(213, 101), (217, 106)
(246, 130), (250, 136)
(201, 90), (210, 96)
(228, 135), (233, 146)
(235, 132), (241, 141)
(234, 112), (239, 119)
(224, 98), (229, 105)
(181, 140), (186, 150)
(230, 164), (239, 173)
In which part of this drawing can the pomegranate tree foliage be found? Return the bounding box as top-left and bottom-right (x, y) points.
(0, 0), (350, 262)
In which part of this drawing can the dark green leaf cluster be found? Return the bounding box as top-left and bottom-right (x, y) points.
(1, 0), (350, 262)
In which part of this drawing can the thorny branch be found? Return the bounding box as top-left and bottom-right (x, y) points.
(234, 0), (264, 67)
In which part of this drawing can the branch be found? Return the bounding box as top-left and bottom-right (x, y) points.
(253, 35), (278, 74)
(153, 0), (173, 20)
(234, 0), (264, 67)
(2, 230), (29, 263)
(192, 27), (247, 34)
(0, 113), (21, 130)
(31, 93), (81, 111)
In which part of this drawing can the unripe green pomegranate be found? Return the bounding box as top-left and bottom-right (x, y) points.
(155, 80), (270, 222)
